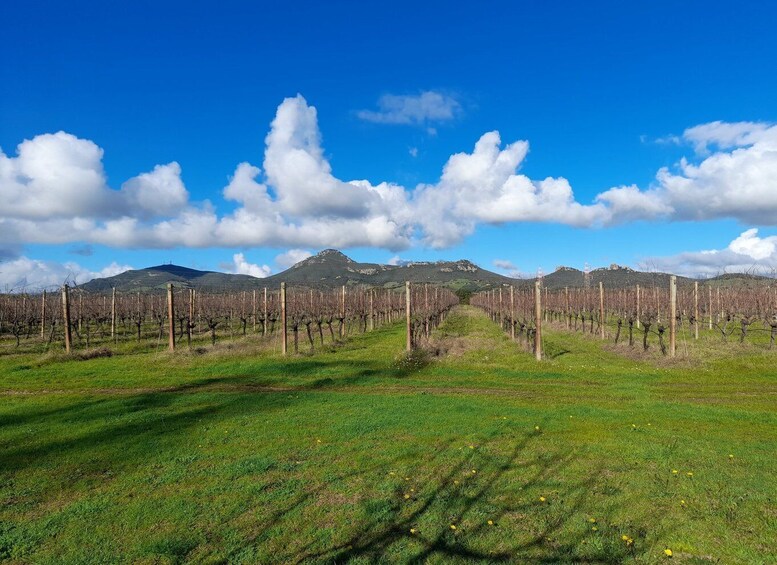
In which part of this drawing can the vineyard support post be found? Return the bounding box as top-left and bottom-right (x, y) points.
(405, 281), (412, 352)
(280, 282), (287, 355)
(166, 284), (175, 352)
(510, 286), (515, 340)
(694, 281), (699, 340)
(62, 284), (72, 354)
(340, 285), (346, 338)
(669, 276), (677, 357)
(369, 289), (374, 331)
(636, 284), (641, 329)
(188, 288), (194, 345)
(252, 289), (257, 333)
(263, 287), (268, 336)
(534, 280), (542, 361)
(40, 290), (46, 338)
(599, 281), (605, 339)
(111, 287), (116, 341)
(708, 285), (712, 330)
(565, 286), (570, 329)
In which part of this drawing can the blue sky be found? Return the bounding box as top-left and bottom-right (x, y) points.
(2, 0), (777, 288)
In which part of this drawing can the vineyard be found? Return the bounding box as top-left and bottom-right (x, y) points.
(0, 283), (458, 356)
(2, 277), (776, 360)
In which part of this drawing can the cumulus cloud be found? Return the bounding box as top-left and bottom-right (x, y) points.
(0, 257), (132, 291)
(0, 132), (189, 221)
(639, 229), (777, 277)
(275, 249), (312, 269)
(413, 131), (607, 246)
(357, 91), (461, 126)
(120, 162), (189, 218)
(3, 98), (777, 255)
(222, 253), (272, 278)
(601, 121), (777, 225)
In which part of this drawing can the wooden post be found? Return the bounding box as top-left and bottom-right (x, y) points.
(510, 286), (515, 340)
(188, 288), (194, 344)
(534, 281), (542, 361)
(669, 276), (677, 357)
(599, 281), (605, 339)
(280, 282), (287, 355)
(167, 284), (175, 351)
(40, 290), (46, 338)
(369, 289), (374, 331)
(708, 285), (713, 330)
(694, 281), (699, 340)
(110, 287), (116, 341)
(564, 286), (570, 329)
(252, 289), (257, 333)
(340, 285), (346, 338)
(263, 287), (268, 336)
(62, 284), (72, 354)
(636, 284), (641, 329)
(405, 281), (412, 352)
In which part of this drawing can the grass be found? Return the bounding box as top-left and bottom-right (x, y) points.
(0, 306), (775, 563)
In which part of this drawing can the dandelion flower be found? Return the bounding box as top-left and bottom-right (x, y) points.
(410, 528), (417, 534)
(686, 471), (693, 477)
(471, 469), (477, 474)
(664, 548), (673, 557)
(487, 520), (494, 525)
(539, 496), (546, 502)
(591, 526), (598, 531)
(671, 469), (678, 474)
(621, 535), (629, 541)
(450, 524), (457, 530)
(535, 425), (540, 431)
(588, 518), (596, 523)
(404, 494), (410, 499)
(680, 499), (686, 506)
(469, 445), (475, 449)
(454, 480), (460, 485)
(729, 454), (734, 459)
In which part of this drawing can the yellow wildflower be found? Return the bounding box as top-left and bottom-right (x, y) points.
(664, 548), (673, 557)
(686, 471), (693, 477)
(539, 496), (546, 502)
(450, 524), (457, 530)
(410, 528), (417, 534)
(487, 520), (494, 526)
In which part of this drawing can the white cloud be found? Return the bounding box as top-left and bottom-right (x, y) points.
(639, 228), (777, 277)
(413, 131), (608, 246)
(492, 259), (523, 278)
(120, 162), (189, 218)
(4, 102), (777, 256)
(275, 249), (312, 269)
(223, 253), (272, 278)
(409, 147), (418, 158)
(0, 132), (190, 221)
(0, 257), (132, 291)
(357, 91), (461, 126)
(598, 121), (777, 225)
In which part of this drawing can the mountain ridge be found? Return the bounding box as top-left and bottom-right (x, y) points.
(79, 249), (774, 293)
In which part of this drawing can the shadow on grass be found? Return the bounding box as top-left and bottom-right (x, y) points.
(285, 426), (639, 564)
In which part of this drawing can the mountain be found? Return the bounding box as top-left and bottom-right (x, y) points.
(79, 250), (774, 294)
(260, 249), (515, 291)
(79, 264), (261, 293)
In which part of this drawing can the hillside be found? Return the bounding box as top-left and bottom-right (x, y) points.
(79, 250), (774, 293)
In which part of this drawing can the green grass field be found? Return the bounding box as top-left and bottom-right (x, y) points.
(1, 306), (775, 564)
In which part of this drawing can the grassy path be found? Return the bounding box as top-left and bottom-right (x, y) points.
(0, 306), (775, 563)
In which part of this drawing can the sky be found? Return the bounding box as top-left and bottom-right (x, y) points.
(2, 0), (777, 289)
